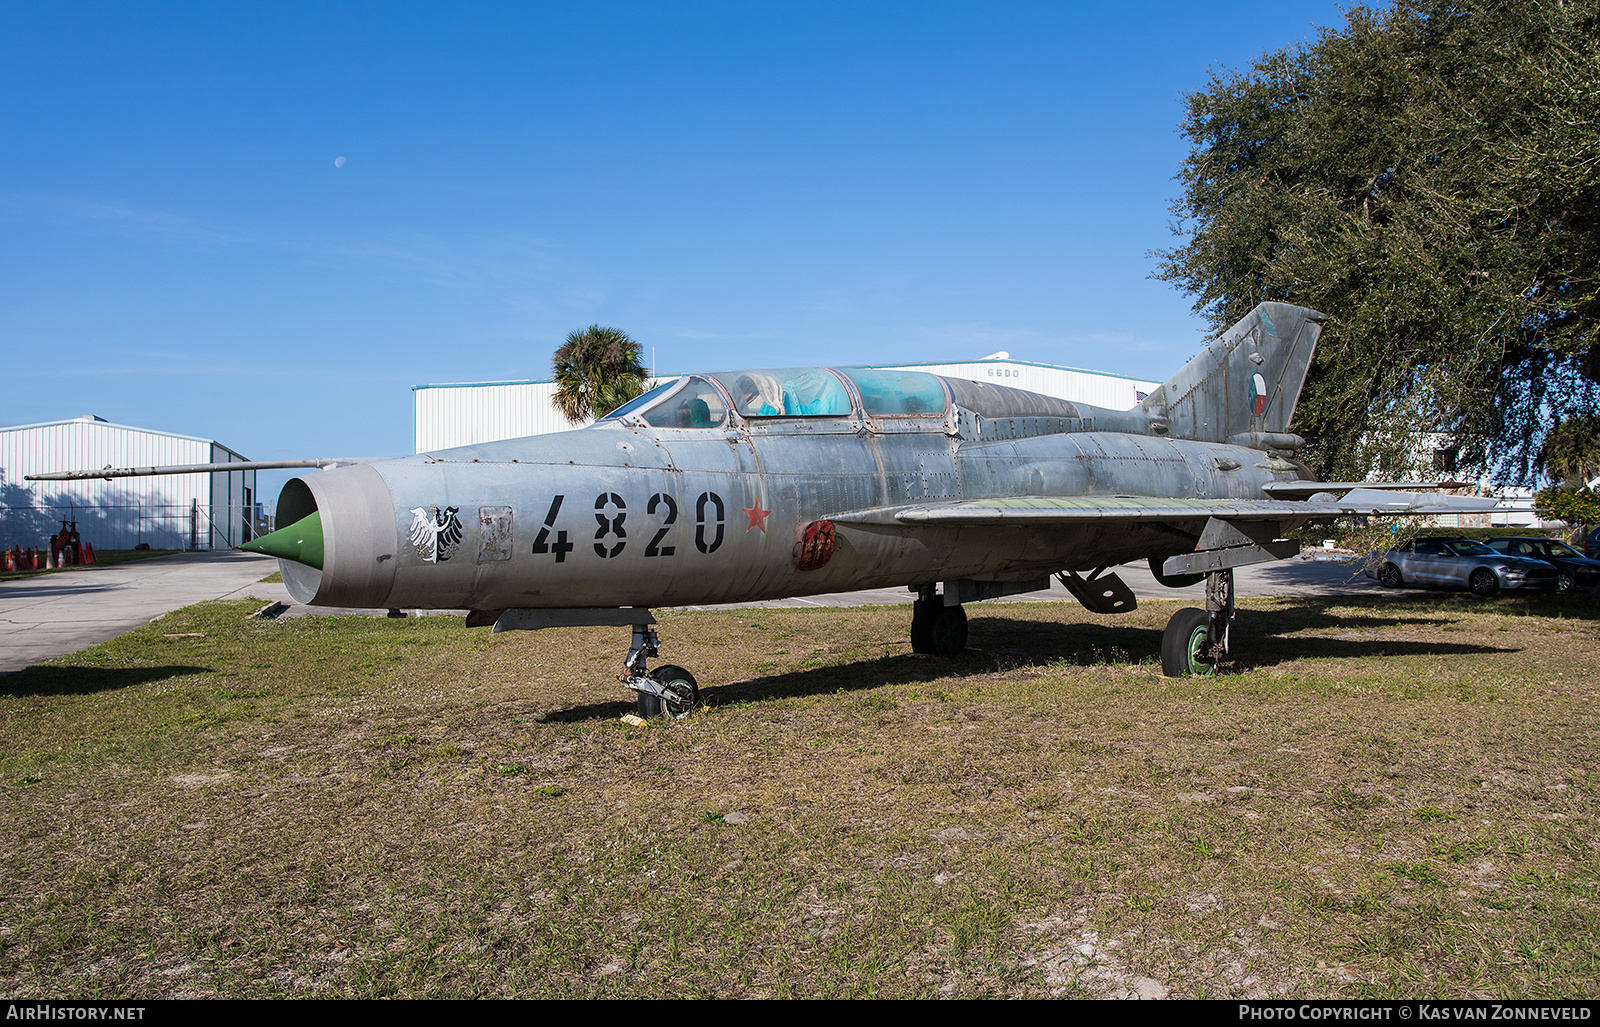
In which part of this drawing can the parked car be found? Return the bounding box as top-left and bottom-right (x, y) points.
(1368, 537), (1559, 596)
(1586, 526), (1600, 560)
(1484, 536), (1600, 592)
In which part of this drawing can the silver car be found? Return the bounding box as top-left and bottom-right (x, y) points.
(1370, 537), (1559, 596)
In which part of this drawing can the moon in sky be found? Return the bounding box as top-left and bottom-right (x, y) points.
(334, 156), (346, 168)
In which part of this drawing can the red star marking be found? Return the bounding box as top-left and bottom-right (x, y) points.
(743, 505), (772, 532)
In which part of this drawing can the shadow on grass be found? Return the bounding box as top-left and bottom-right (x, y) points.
(540, 651), (989, 722)
(0, 664), (212, 697)
(538, 594), (1549, 721)
(1362, 589), (1600, 620)
(977, 607), (1519, 671)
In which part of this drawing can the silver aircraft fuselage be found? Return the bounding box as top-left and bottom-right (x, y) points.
(30, 302), (1501, 685)
(274, 376), (1301, 613)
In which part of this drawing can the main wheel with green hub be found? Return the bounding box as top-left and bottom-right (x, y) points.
(1161, 607), (1215, 677)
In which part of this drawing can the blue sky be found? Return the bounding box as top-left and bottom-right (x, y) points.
(2, 2), (1357, 507)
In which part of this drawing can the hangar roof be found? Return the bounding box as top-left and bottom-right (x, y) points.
(0, 415), (246, 456)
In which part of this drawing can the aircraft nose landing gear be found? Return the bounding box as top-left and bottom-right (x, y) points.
(623, 622), (700, 719)
(638, 664), (699, 719)
(486, 608), (700, 719)
(1160, 569), (1234, 677)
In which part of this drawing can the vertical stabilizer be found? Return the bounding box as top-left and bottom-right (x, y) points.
(1141, 302), (1323, 447)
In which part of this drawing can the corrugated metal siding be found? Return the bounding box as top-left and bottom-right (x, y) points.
(413, 362), (1161, 452)
(886, 361), (1161, 411)
(415, 381), (601, 452)
(0, 419), (253, 550)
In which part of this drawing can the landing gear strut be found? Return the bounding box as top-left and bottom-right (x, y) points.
(910, 585), (967, 657)
(622, 622), (699, 719)
(1160, 569), (1234, 677)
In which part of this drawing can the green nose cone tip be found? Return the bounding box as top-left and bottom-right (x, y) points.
(241, 511), (324, 569)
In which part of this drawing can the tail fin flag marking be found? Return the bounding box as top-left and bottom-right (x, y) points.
(1142, 302), (1324, 446)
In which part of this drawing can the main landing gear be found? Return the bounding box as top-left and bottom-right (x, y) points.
(910, 585), (967, 657)
(1160, 569), (1235, 677)
(622, 621), (699, 719)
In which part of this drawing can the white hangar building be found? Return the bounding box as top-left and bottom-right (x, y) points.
(0, 415), (257, 551)
(414, 357), (1163, 452)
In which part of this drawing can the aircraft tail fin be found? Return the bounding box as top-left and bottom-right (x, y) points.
(1142, 302), (1324, 448)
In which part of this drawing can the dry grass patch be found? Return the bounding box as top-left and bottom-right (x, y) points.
(1, 591), (1596, 998)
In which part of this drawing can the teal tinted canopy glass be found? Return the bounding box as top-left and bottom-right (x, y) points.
(710, 369), (853, 418)
(839, 368), (948, 417)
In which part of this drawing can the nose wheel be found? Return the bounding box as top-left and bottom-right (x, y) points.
(638, 664), (699, 719)
(622, 622), (699, 719)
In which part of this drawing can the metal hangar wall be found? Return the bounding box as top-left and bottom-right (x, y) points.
(0, 415), (257, 551)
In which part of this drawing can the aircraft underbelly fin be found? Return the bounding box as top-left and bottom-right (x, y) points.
(1149, 302), (1324, 447)
(1057, 570), (1136, 614)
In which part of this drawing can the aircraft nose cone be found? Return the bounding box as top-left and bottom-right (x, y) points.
(241, 511), (324, 569)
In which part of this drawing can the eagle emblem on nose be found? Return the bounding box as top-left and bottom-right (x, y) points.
(409, 505), (463, 563)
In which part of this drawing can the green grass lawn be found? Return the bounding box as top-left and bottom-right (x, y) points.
(2, 592), (1596, 998)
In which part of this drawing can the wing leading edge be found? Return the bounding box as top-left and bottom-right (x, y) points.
(829, 489), (1498, 527)
(830, 490), (1500, 593)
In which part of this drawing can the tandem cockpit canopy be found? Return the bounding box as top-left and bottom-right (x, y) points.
(598, 368), (953, 427)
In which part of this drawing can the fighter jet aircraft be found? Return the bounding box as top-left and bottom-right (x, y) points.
(32, 302), (1492, 716)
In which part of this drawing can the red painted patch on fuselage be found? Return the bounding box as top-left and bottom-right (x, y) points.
(793, 520), (835, 570)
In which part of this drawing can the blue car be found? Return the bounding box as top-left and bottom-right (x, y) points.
(1485, 536), (1600, 592)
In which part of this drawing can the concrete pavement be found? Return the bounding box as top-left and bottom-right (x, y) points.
(0, 551), (282, 674)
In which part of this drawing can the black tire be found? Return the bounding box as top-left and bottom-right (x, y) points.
(928, 605), (967, 657)
(1161, 607), (1215, 678)
(1378, 563), (1403, 588)
(1148, 556), (1204, 589)
(637, 664), (698, 720)
(910, 597), (937, 654)
(1468, 568), (1499, 598)
(1556, 570), (1576, 593)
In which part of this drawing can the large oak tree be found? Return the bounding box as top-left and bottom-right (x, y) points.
(1156, 0), (1600, 483)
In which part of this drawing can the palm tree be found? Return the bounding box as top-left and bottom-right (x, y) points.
(551, 325), (649, 425)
